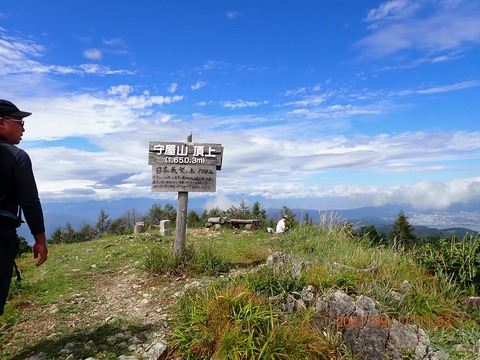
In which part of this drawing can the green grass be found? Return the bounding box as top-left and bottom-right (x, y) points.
(170, 284), (345, 359)
(1, 226), (479, 359)
(1, 233), (162, 358)
(7, 319), (153, 360)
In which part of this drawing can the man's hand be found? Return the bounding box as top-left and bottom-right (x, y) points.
(33, 232), (48, 266)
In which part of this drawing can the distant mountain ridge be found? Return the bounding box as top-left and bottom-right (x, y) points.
(18, 200), (479, 240)
(282, 205), (479, 239)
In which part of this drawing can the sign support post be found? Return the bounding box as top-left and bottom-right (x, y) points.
(148, 134), (223, 260)
(174, 191), (188, 258)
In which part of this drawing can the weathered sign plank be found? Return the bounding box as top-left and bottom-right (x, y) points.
(149, 141), (223, 192)
(148, 141), (223, 170)
(151, 164), (217, 192)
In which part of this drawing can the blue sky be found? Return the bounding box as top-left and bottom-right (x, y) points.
(2, 0), (480, 219)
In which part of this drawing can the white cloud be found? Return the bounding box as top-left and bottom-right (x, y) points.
(221, 100), (268, 109)
(365, 0), (420, 25)
(284, 95), (328, 107)
(358, 0), (480, 57)
(22, 92), (184, 141)
(416, 80), (480, 94)
(388, 177), (480, 210)
(102, 37), (127, 48)
(0, 32), (134, 77)
(204, 193), (236, 211)
(16, 93), (480, 212)
(226, 11), (240, 19)
(108, 85), (134, 97)
(84, 48), (102, 60)
(191, 81), (207, 90)
(168, 82), (178, 93)
(214, 177), (480, 211)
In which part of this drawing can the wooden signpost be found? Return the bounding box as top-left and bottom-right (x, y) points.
(148, 136), (223, 258)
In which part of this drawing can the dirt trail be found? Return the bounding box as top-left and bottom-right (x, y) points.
(4, 268), (178, 356)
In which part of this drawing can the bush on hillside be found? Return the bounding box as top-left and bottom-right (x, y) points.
(143, 244), (230, 277)
(417, 235), (480, 294)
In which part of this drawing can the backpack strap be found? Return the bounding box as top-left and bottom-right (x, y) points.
(13, 261), (21, 281)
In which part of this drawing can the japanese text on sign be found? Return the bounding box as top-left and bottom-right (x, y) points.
(151, 165), (216, 192)
(153, 144), (217, 157)
(148, 142), (223, 170)
(148, 141), (223, 193)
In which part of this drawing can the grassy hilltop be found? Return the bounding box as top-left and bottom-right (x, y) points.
(1, 221), (480, 359)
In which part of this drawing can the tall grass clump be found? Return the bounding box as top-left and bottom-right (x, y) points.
(277, 223), (368, 268)
(272, 217), (476, 336)
(143, 243), (230, 277)
(169, 284), (348, 359)
(241, 265), (306, 299)
(416, 234), (480, 295)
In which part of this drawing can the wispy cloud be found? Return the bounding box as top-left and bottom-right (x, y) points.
(221, 99), (269, 109)
(0, 31), (133, 76)
(167, 82), (178, 94)
(84, 48), (102, 60)
(357, 0), (480, 57)
(102, 37), (127, 48)
(191, 81), (207, 90)
(23, 90), (184, 141)
(284, 95), (328, 107)
(365, 0), (421, 26)
(416, 80), (480, 94)
(226, 11), (241, 19)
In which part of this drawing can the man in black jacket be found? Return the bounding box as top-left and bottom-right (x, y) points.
(0, 99), (48, 315)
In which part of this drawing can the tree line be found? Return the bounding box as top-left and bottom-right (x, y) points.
(44, 200), (418, 246)
(46, 200), (276, 244)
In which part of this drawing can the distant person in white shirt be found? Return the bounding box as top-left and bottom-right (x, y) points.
(276, 215), (289, 233)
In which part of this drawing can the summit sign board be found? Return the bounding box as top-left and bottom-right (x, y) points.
(148, 141), (223, 192)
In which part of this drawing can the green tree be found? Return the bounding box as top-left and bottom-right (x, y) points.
(145, 203), (163, 226)
(63, 222), (77, 243)
(123, 208), (139, 228)
(303, 212), (313, 226)
(252, 201), (267, 226)
(390, 210), (416, 245)
(163, 203), (177, 223)
(201, 207), (225, 223)
(358, 225), (382, 245)
(77, 222), (98, 242)
(187, 210), (201, 227)
(226, 200), (251, 219)
(239, 200), (250, 219)
(18, 236), (32, 256)
(109, 216), (131, 235)
(95, 209), (112, 235)
(49, 226), (63, 244)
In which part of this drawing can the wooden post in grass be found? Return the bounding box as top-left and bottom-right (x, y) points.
(148, 134), (223, 259)
(174, 191), (188, 258)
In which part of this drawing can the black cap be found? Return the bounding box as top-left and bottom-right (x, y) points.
(0, 99), (32, 118)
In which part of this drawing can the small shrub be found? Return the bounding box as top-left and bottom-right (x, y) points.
(143, 244), (230, 277)
(417, 235), (480, 294)
(143, 245), (184, 275)
(242, 266), (306, 298)
(190, 246), (231, 276)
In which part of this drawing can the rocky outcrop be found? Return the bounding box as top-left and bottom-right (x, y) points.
(267, 252), (449, 360)
(315, 290), (448, 360)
